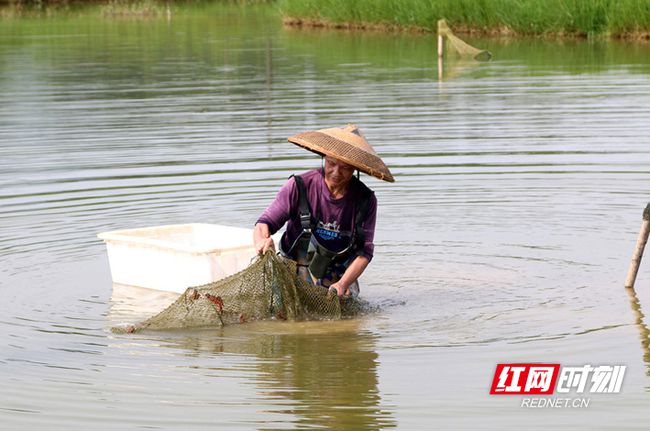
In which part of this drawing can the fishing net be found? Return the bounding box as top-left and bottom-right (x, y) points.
(112, 251), (362, 333)
(438, 19), (492, 61)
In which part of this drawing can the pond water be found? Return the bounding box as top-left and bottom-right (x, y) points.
(1, 4), (650, 430)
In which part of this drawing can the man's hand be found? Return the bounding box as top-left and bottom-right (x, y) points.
(255, 237), (275, 255)
(328, 280), (350, 298)
(253, 223), (275, 255)
(326, 255), (368, 299)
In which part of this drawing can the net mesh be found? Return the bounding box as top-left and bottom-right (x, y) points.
(438, 19), (492, 61)
(112, 251), (363, 333)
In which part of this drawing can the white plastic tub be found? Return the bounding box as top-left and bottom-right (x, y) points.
(98, 224), (258, 293)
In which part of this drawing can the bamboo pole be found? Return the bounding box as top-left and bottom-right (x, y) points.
(625, 203), (650, 289)
(437, 32), (444, 80)
(437, 19), (445, 59)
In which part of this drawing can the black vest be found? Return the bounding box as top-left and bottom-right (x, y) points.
(281, 174), (373, 277)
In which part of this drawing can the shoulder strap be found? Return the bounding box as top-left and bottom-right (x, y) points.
(284, 174), (313, 265)
(353, 181), (374, 254)
(292, 174), (312, 232)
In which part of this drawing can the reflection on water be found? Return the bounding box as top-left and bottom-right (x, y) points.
(626, 287), (650, 376)
(109, 284), (395, 429)
(109, 283), (180, 325)
(159, 322), (395, 430)
(2, 3), (650, 430)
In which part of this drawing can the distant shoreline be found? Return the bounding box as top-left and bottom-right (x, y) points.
(283, 16), (650, 41)
(3, 0), (650, 41)
(279, 0), (650, 40)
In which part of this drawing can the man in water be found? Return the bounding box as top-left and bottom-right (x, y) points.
(253, 124), (394, 298)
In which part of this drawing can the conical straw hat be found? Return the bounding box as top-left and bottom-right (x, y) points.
(287, 124), (394, 182)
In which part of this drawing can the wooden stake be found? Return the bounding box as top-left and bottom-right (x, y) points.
(625, 203), (650, 289)
(437, 34), (444, 81)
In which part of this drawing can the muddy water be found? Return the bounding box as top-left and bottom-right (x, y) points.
(1, 4), (650, 430)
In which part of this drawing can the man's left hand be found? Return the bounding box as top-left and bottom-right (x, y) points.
(329, 281), (350, 298)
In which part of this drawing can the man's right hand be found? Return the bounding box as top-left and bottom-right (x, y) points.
(255, 237), (275, 255)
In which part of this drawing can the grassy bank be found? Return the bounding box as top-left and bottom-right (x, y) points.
(3, 0), (650, 39)
(278, 0), (650, 39)
(0, 0), (271, 19)
(0, 0), (163, 18)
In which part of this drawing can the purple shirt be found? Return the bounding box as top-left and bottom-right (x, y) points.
(257, 169), (377, 261)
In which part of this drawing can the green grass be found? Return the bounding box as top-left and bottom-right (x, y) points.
(99, 0), (167, 17)
(3, 0), (649, 37)
(278, 0), (650, 38)
(0, 0), (275, 19)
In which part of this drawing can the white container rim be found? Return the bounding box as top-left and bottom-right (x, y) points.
(97, 223), (254, 256)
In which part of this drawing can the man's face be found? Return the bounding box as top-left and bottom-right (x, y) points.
(324, 156), (355, 188)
